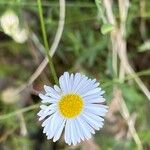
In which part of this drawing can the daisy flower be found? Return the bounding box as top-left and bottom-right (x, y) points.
(38, 72), (108, 145)
(0, 10), (19, 36)
(0, 9), (28, 43)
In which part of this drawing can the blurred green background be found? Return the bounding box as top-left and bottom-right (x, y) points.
(0, 0), (150, 149)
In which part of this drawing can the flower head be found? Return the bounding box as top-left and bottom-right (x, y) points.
(12, 28), (28, 43)
(0, 9), (28, 43)
(38, 72), (108, 145)
(0, 10), (19, 35)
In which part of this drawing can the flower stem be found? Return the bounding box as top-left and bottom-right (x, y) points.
(37, 0), (59, 84)
(0, 104), (40, 120)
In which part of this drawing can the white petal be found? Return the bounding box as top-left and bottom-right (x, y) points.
(64, 120), (71, 145)
(59, 75), (67, 94)
(39, 93), (58, 103)
(37, 109), (45, 117)
(81, 113), (103, 130)
(70, 73), (74, 91)
(72, 120), (81, 143)
(40, 105), (48, 110)
(70, 120), (78, 145)
(40, 104), (57, 113)
(44, 85), (60, 96)
(39, 93), (49, 100)
(43, 122), (51, 134)
(45, 91), (60, 99)
(76, 79), (92, 94)
(72, 73), (82, 91)
(46, 112), (63, 139)
(39, 93), (57, 102)
(82, 88), (101, 97)
(74, 119), (84, 141)
(53, 119), (66, 142)
(51, 113), (63, 136)
(38, 110), (54, 121)
(83, 93), (102, 101)
(47, 103), (57, 111)
(84, 97), (105, 104)
(76, 117), (92, 140)
(73, 76), (88, 93)
(84, 104), (108, 117)
(41, 99), (56, 103)
(43, 115), (53, 133)
(78, 116), (95, 134)
(87, 104), (108, 110)
(54, 85), (61, 93)
(78, 79), (98, 95)
(46, 114), (56, 138)
(42, 116), (52, 127)
(84, 111), (104, 122)
(63, 72), (70, 92)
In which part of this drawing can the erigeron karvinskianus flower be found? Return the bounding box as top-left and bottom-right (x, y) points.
(0, 9), (28, 43)
(38, 72), (108, 145)
(0, 10), (19, 36)
(12, 28), (28, 43)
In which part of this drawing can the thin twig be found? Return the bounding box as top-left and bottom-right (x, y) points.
(118, 0), (150, 100)
(118, 0), (143, 147)
(116, 32), (150, 100)
(102, 69), (150, 88)
(103, 0), (117, 78)
(16, 0), (65, 94)
(103, 0), (143, 149)
(120, 95), (143, 150)
(103, 0), (150, 100)
(19, 113), (28, 137)
(140, 0), (147, 40)
(18, 113), (28, 150)
(0, 103), (40, 121)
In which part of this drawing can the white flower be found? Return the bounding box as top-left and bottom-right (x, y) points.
(0, 9), (28, 43)
(12, 28), (28, 43)
(38, 72), (108, 145)
(0, 10), (19, 36)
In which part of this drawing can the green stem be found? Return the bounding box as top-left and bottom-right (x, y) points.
(102, 69), (150, 88)
(95, 0), (106, 23)
(0, 104), (40, 121)
(37, 0), (59, 84)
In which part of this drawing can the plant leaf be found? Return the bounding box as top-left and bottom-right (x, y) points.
(101, 23), (114, 35)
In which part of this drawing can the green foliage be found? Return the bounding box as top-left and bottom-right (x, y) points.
(139, 131), (150, 144)
(121, 84), (144, 111)
(101, 23), (114, 35)
(138, 40), (150, 52)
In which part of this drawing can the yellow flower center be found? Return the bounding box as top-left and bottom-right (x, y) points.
(58, 94), (84, 118)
